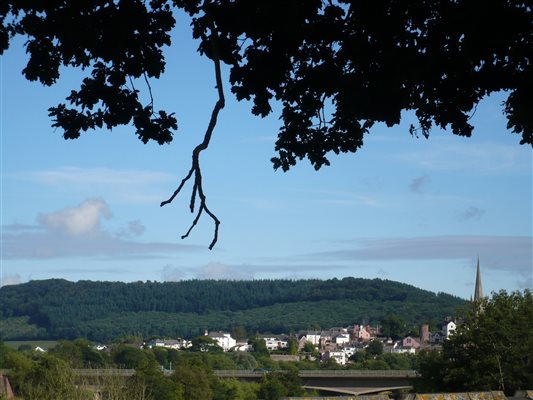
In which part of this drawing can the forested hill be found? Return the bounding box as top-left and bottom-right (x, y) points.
(0, 278), (465, 342)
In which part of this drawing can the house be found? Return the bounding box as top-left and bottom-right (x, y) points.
(442, 319), (457, 340)
(232, 342), (251, 352)
(146, 339), (185, 350)
(430, 331), (444, 344)
(354, 325), (372, 342)
(402, 336), (421, 349)
(391, 346), (416, 355)
(341, 345), (361, 359)
(333, 333), (351, 345)
(305, 331), (321, 345)
(323, 350), (346, 365)
(208, 331), (236, 351)
(263, 337), (288, 351)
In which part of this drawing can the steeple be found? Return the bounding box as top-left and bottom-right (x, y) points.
(474, 256), (484, 302)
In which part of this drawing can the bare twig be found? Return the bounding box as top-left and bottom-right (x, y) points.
(160, 29), (225, 250)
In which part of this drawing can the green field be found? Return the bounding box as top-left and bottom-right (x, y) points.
(4, 340), (58, 350)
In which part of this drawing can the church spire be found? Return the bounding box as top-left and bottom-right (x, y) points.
(474, 256), (484, 302)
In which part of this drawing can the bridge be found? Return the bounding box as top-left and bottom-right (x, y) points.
(215, 369), (419, 396)
(69, 369), (419, 396)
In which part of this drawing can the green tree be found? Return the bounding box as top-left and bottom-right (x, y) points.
(258, 370), (304, 400)
(418, 290), (533, 394)
(380, 314), (407, 340)
(248, 337), (269, 358)
(257, 374), (288, 400)
(302, 341), (316, 354)
(366, 340), (384, 356)
(415, 349), (447, 392)
(231, 326), (248, 342)
(152, 347), (170, 368)
(231, 351), (258, 370)
(287, 337), (298, 355)
(171, 363), (213, 400)
(50, 339), (84, 368)
(2, 351), (34, 395)
(2, 1), (531, 246)
(18, 354), (87, 400)
(190, 335), (223, 353)
(133, 364), (182, 400)
(112, 344), (154, 369)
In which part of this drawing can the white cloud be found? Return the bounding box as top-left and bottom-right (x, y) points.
(1, 273), (22, 287)
(37, 198), (111, 236)
(195, 262), (255, 280)
(161, 265), (187, 281)
(3, 198), (203, 259)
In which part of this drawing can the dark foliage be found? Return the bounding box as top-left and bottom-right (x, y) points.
(0, 278), (464, 341)
(416, 290), (533, 395)
(2, 0), (531, 169)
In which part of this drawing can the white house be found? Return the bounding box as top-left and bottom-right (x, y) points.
(305, 331), (321, 345)
(323, 350), (346, 365)
(391, 346), (416, 355)
(263, 337), (288, 351)
(334, 333), (350, 345)
(208, 332), (236, 351)
(442, 320), (457, 340)
(342, 346), (358, 358)
(146, 339), (185, 350)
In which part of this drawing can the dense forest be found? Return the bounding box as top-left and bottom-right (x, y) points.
(0, 278), (465, 342)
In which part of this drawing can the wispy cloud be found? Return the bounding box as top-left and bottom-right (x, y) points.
(459, 206), (486, 220)
(304, 235), (532, 275)
(290, 188), (383, 208)
(410, 174), (430, 194)
(13, 167), (175, 204)
(22, 167), (174, 186)
(394, 141), (532, 175)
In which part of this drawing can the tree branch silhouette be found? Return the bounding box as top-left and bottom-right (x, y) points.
(160, 30), (224, 250)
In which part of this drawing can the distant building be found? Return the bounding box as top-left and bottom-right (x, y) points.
(262, 337), (288, 351)
(146, 339), (185, 350)
(472, 256), (486, 315)
(442, 320), (457, 340)
(208, 331), (236, 351)
(402, 336), (421, 349)
(323, 350), (347, 365)
(419, 324), (429, 344)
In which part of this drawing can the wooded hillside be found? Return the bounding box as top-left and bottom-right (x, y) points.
(0, 278), (465, 342)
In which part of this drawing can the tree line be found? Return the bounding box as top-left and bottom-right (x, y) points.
(1, 289), (531, 398)
(0, 278), (464, 341)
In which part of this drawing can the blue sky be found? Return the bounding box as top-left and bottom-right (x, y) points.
(1, 12), (532, 300)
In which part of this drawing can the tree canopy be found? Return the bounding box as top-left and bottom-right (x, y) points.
(417, 290), (533, 395)
(0, 278), (464, 341)
(2, 0), (532, 246)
